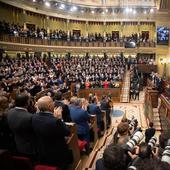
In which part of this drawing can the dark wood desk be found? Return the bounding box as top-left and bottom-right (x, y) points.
(137, 64), (157, 73)
(77, 88), (121, 102)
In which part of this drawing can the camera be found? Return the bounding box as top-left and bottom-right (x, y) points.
(128, 116), (138, 131)
(161, 139), (170, 165)
(123, 131), (144, 152)
(148, 136), (157, 149)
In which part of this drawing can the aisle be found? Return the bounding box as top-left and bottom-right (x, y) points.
(112, 103), (148, 130)
(120, 71), (130, 103)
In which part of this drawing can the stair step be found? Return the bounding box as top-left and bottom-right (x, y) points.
(153, 119), (160, 123)
(153, 108), (159, 112)
(153, 113), (159, 117)
(154, 122), (161, 126)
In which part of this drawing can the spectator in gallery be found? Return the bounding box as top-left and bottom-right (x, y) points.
(145, 122), (155, 143)
(32, 96), (73, 169)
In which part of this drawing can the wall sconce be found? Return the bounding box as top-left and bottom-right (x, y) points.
(160, 58), (164, 64)
(160, 58), (169, 65)
(168, 58), (170, 64)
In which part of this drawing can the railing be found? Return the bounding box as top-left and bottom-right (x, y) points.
(144, 87), (159, 122)
(0, 34), (156, 48)
(159, 94), (170, 131)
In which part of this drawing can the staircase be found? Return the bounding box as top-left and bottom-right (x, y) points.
(153, 108), (161, 131)
(120, 71), (130, 103)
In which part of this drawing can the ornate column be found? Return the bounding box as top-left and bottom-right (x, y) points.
(67, 19), (70, 40)
(85, 21), (89, 37)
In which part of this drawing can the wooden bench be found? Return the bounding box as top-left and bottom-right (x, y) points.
(101, 110), (107, 133)
(66, 122), (81, 170)
(89, 115), (98, 148)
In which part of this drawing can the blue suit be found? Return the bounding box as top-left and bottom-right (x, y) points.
(88, 103), (102, 129)
(69, 105), (90, 142)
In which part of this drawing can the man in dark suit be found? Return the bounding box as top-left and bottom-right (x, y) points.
(7, 93), (36, 157)
(54, 91), (72, 122)
(100, 95), (111, 128)
(88, 96), (103, 131)
(32, 96), (72, 169)
(145, 122), (156, 143)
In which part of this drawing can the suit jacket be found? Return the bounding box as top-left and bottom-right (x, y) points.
(7, 107), (36, 155)
(145, 127), (156, 143)
(69, 106), (90, 137)
(88, 103), (102, 129)
(32, 112), (72, 166)
(95, 158), (106, 170)
(54, 100), (72, 122)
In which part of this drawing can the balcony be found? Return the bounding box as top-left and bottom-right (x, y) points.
(0, 34), (156, 52)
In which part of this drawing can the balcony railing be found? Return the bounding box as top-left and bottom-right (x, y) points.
(0, 34), (156, 48)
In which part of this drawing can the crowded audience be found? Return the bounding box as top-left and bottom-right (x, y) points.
(0, 20), (154, 43)
(0, 54), (126, 99)
(0, 85), (112, 169)
(53, 54), (126, 90)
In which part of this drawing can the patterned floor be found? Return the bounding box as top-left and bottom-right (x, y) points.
(120, 71), (130, 103)
(112, 103), (148, 130)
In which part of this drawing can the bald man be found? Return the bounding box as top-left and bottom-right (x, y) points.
(32, 96), (73, 169)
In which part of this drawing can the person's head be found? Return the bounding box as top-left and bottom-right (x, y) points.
(37, 96), (54, 113)
(70, 96), (77, 105)
(138, 142), (151, 159)
(149, 122), (154, 128)
(91, 96), (97, 104)
(103, 144), (126, 170)
(15, 93), (29, 108)
(135, 159), (170, 170)
(54, 91), (62, 101)
(159, 131), (170, 149)
(0, 96), (8, 115)
(117, 122), (129, 136)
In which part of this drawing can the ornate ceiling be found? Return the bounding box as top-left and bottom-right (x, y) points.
(0, 0), (169, 21)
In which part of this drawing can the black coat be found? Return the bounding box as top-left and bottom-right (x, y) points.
(145, 127), (156, 143)
(32, 112), (72, 166)
(7, 108), (36, 155)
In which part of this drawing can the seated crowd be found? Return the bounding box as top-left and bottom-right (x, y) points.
(0, 54), (126, 99)
(53, 55), (125, 90)
(96, 117), (170, 170)
(0, 20), (154, 43)
(0, 88), (111, 169)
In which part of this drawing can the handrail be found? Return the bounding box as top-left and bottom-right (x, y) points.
(0, 34), (156, 48)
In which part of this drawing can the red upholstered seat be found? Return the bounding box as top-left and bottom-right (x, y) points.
(78, 139), (88, 152)
(34, 165), (58, 170)
(12, 156), (33, 170)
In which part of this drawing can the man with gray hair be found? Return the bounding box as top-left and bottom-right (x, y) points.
(69, 97), (90, 143)
(32, 96), (73, 169)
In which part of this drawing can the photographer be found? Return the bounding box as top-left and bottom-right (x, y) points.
(145, 122), (155, 143)
(96, 144), (126, 170)
(114, 122), (129, 145)
(158, 131), (170, 159)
